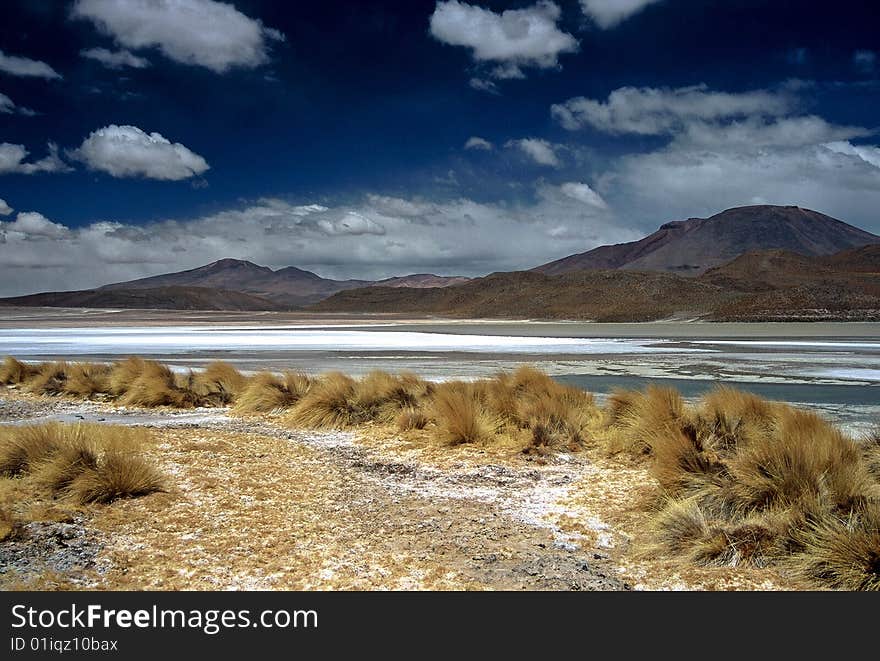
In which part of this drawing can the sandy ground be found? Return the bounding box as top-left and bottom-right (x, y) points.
(0, 390), (807, 591)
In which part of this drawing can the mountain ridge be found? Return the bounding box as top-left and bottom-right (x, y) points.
(534, 205), (880, 276)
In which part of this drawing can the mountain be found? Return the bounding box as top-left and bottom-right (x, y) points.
(314, 243), (880, 322)
(370, 274), (471, 288)
(97, 259), (470, 306)
(534, 205), (880, 276)
(313, 269), (733, 322)
(0, 286), (285, 312)
(99, 258), (372, 307)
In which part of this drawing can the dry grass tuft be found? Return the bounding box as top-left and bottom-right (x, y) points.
(108, 357), (147, 397)
(0, 356), (38, 385)
(790, 505), (880, 591)
(233, 371), (310, 414)
(429, 382), (500, 446)
(189, 361), (247, 405)
(0, 423), (164, 505)
(286, 372), (361, 429)
(396, 407), (429, 431)
(24, 361), (69, 395)
(68, 452), (165, 504)
(610, 383), (880, 589)
(118, 360), (194, 408)
(0, 423), (66, 476)
(63, 362), (111, 397)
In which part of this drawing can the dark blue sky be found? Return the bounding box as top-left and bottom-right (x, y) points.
(1, 0), (878, 294)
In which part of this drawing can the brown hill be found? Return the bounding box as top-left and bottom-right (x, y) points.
(534, 205), (880, 276)
(100, 258), (370, 307)
(315, 243), (880, 322)
(313, 269), (732, 322)
(0, 286), (286, 312)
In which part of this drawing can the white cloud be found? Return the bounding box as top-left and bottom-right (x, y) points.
(556, 182), (608, 209)
(607, 141), (880, 229)
(468, 77), (499, 94)
(854, 50), (877, 74)
(317, 212), (386, 236)
(0, 198), (12, 215)
(80, 47), (150, 69)
(0, 190), (636, 296)
(0, 143), (71, 175)
(824, 141), (880, 169)
(544, 82), (880, 236)
(506, 138), (561, 167)
(491, 63), (525, 80)
(70, 125), (209, 180)
(430, 1), (578, 75)
(0, 91), (36, 116)
(0, 211), (68, 239)
(0, 50), (62, 80)
(674, 116), (870, 150)
(464, 136), (493, 150)
(579, 0), (661, 28)
(71, 0), (285, 73)
(552, 84), (794, 134)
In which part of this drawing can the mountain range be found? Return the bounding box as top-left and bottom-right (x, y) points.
(533, 205), (878, 276)
(3, 205), (878, 321)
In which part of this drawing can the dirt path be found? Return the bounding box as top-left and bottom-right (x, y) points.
(0, 392), (802, 590)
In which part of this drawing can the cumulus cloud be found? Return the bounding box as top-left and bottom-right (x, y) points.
(80, 47), (150, 69)
(0, 211), (68, 239)
(542, 82), (880, 235)
(464, 136), (493, 150)
(0, 50), (62, 79)
(70, 125), (209, 180)
(579, 0), (661, 28)
(854, 50), (877, 74)
(430, 1), (578, 79)
(0, 143), (71, 175)
(506, 138), (561, 167)
(0, 189), (636, 296)
(552, 84), (795, 134)
(0, 198), (12, 215)
(71, 0), (285, 73)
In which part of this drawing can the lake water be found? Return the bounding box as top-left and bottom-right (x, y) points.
(0, 312), (876, 434)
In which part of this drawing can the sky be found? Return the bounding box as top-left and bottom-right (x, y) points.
(1, 0), (879, 296)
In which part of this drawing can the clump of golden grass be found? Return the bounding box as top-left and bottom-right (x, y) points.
(286, 372), (361, 428)
(118, 360), (194, 408)
(428, 381), (501, 445)
(0, 422), (164, 505)
(0, 423), (65, 476)
(396, 407), (429, 431)
(0, 507), (16, 542)
(604, 385), (689, 456)
(863, 428), (880, 480)
(188, 361), (247, 405)
(790, 505), (880, 591)
(24, 361), (69, 395)
(63, 362), (111, 397)
(607, 384), (880, 590)
(0, 356), (38, 385)
(233, 371), (309, 414)
(108, 357), (147, 397)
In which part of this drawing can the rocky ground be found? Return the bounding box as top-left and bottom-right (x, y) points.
(0, 389), (805, 591)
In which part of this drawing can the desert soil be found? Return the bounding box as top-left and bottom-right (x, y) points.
(0, 390), (806, 591)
